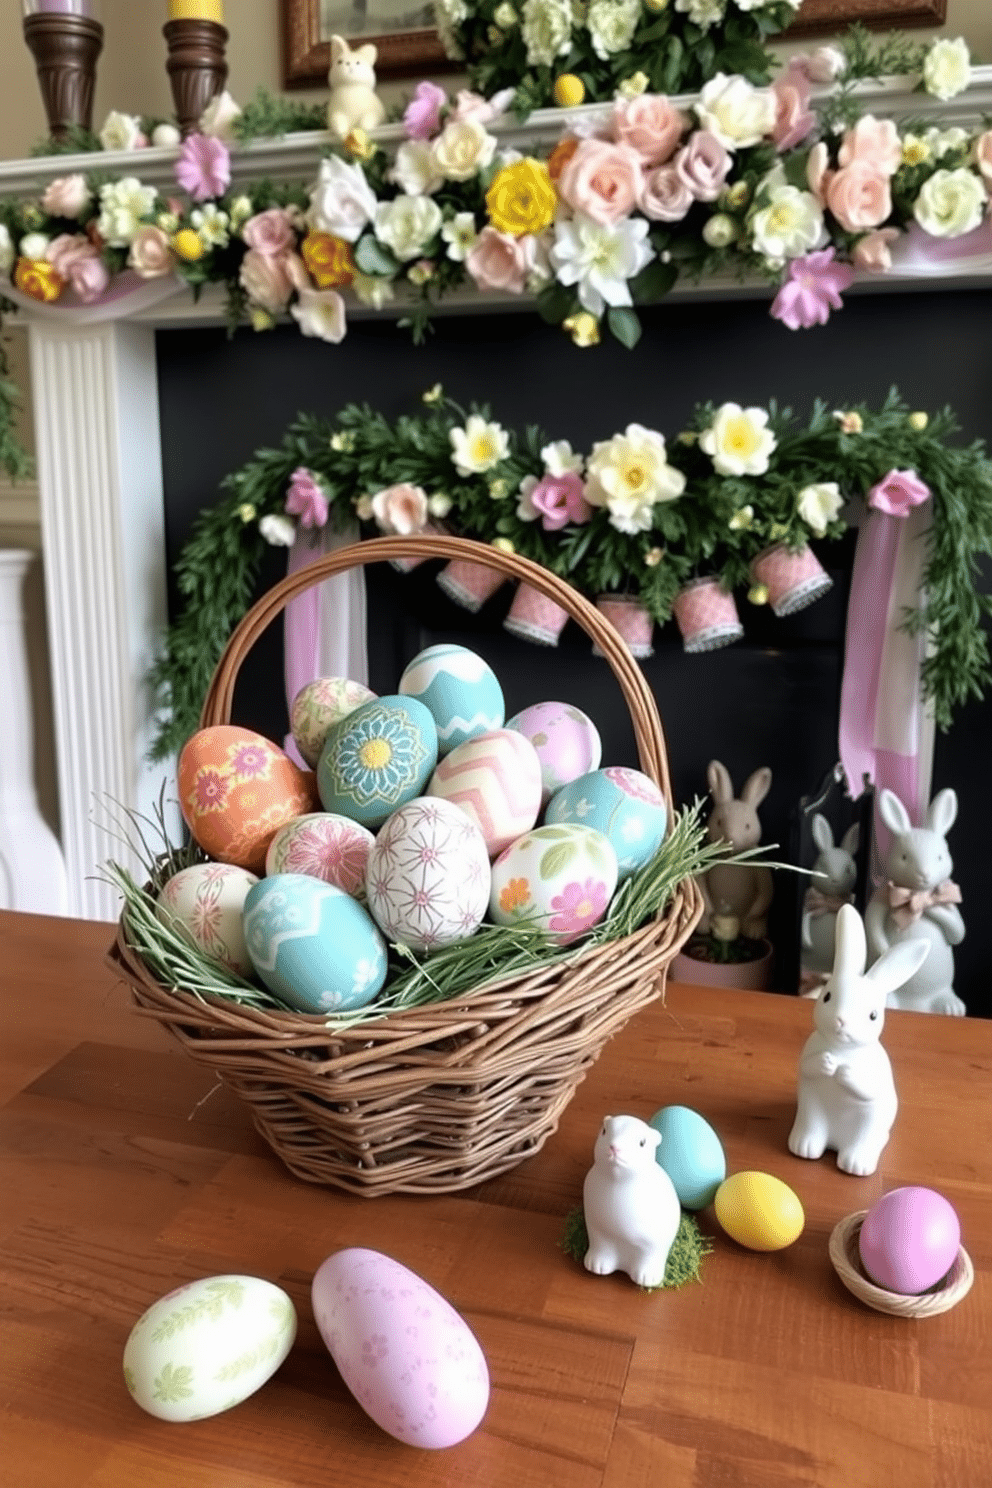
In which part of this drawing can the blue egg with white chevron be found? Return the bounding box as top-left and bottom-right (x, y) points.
(398, 643), (505, 756)
(545, 767), (668, 880)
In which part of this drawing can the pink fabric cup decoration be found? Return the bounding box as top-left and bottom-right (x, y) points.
(24, 1), (97, 13)
(750, 542), (832, 617)
(592, 595), (655, 658)
(671, 577), (744, 653)
(389, 521), (447, 572)
(503, 583), (570, 646)
(436, 556), (507, 609)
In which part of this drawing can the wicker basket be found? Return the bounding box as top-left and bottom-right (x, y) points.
(109, 535), (702, 1196)
(829, 1212), (975, 1318)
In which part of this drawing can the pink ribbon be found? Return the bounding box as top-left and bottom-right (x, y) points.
(804, 888), (851, 917)
(887, 878), (961, 931)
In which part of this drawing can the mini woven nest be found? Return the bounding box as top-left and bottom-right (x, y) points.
(829, 1211), (974, 1318)
(109, 536), (702, 1197)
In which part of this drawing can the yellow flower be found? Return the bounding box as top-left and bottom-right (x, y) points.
(172, 228), (204, 262)
(492, 537), (515, 553)
(909, 411), (929, 431)
(237, 503), (257, 523)
(644, 0), (668, 9)
(249, 306), (275, 331)
(343, 128), (376, 161)
(729, 504), (755, 531)
(553, 74), (585, 107)
(644, 546), (664, 567)
(677, 430), (698, 446)
(748, 583), (769, 606)
(901, 134), (931, 167)
(769, 522), (790, 541)
(617, 72), (649, 98)
(486, 158), (557, 236)
(563, 312), (600, 347)
(330, 431), (356, 452)
(833, 410), (863, 435)
(489, 477), (510, 499)
(301, 231), (355, 288)
(13, 257), (62, 303)
(721, 181), (750, 212)
(422, 382), (443, 405)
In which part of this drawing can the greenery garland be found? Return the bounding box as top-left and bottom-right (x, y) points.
(149, 386), (992, 761)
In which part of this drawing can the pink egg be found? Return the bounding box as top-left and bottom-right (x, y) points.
(858, 1187), (961, 1295)
(426, 728), (543, 857)
(264, 812), (375, 897)
(505, 700), (602, 805)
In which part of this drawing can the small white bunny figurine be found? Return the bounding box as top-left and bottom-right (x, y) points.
(326, 34), (385, 140)
(864, 788), (966, 1016)
(788, 903), (930, 1175)
(800, 815), (859, 984)
(698, 760), (774, 938)
(583, 1115), (681, 1289)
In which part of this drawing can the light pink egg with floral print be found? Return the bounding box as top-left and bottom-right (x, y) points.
(265, 813), (375, 899)
(156, 861), (259, 976)
(505, 701), (602, 805)
(489, 823), (618, 946)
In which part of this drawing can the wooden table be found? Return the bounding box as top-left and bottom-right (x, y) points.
(2, 910), (990, 1488)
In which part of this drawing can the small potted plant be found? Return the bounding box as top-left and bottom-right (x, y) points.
(670, 911), (775, 991)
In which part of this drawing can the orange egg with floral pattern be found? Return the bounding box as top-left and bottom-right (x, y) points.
(178, 725), (318, 873)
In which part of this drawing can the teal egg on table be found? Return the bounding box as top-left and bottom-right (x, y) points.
(649, 1105), (727, 1210)
(545, 766), (667, 879)
(398, 643), (505, 755)
(317, 694), (438, 829)
(242, 873), (388, 1013)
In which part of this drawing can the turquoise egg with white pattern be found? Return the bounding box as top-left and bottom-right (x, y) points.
(544, 767), (667, 879)
(317, 694), (438, 829)
(398, 643), (505, 756)
(242, 873), (388, 1013)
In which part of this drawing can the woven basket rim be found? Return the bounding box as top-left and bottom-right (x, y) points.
(828, 1211), (974, 1318)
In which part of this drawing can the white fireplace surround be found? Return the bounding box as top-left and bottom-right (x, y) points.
(1, 74), (991, 921)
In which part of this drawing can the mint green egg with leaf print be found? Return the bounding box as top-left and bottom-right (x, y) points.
(489, 823), (618, 946)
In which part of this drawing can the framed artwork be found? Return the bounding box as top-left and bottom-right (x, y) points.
(787, 0), (947, 38)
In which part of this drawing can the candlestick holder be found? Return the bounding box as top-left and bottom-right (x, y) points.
(22, 2), (104, 142)
(163, 18), (228, 136)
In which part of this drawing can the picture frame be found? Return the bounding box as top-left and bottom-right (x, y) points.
(786, 0), (946, 39)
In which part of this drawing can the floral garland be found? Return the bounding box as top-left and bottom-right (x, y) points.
(149, 387), (992, 760)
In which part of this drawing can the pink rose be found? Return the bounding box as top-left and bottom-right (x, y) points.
(284, 467), (328, 528)
(806, 141), (831, 206)
(556, 139), (644, 226)
(852, 227), (901, 272)
(772, 66), (816, 153)
(794, 45), (846, 84)
(826, 161), (892, 233)
(45, 232), (94, 277)
(638, 164), (694, 222)
(370, 482), (429, 535)
(465, 226), (533, 294)
(128, 225), (175, 278)
(283, 251), (310, 293)
(449, 87), (515, 124)
(239, 247), (295, 312)
(867, 469), (932, 518)
(838, 116), (902, 178)
(66, 253), (110, 303)
(674, 130), (732, 202)
(611, 94), (686, 168)
(41, 173), (90, 219)
(404, 80), (447, 140)
(241, 208), (295, 257)
(975, 130), (992, 189)
(529, 472), (592, 530)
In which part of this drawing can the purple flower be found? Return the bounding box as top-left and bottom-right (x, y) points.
(175, 133), (231, 202)
(867, 469), (932, 518)
(285, 467), (329, 528)
(531, 473), (593, 531)
(403, 81), (447, 141)
(770, 249), (855, 331)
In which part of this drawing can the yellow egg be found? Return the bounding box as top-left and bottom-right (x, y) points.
(714, 1171), (805, 1251)
(554, 74), (585, 107)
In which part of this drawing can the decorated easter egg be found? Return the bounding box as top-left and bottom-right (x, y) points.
(365, 798), (491, 952)
(155, 862), (259, 976)
(426, 728), (543, 857)
(291, 676), (377, 768)
(317, 695), (438, 829)
(489, 823), (618, 946)
(265, 812), (375, 898)
(714, 1172), (805, 1251)
(243, 873), (388, 1013)
(858, 1187), (961, 1295)
(398, 642), (505, 756)
(178, 725), (318, 873)
(123, 1274), (297, 1422)
(546, 766), (668, 879)
(649, 1105), (727, 1211)
(311, 1248), (489, 1449)
(505, 701), (602, 804)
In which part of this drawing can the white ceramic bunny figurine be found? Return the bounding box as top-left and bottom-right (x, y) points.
(698, 760), (773, 938)
(583, 1115), (681, 1289)
(326, 34), (385, 140)
(800, 815), (859, 983)
(789, 903), (930, 1175)
(864, 788), (966, 1016)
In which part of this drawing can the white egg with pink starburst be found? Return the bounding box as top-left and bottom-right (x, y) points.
(156, 861), (259, 976)
(365, 797), (492, 953)
(265, 813), (375, 899)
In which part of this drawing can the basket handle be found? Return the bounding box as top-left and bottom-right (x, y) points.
(198, 534), (674, 810)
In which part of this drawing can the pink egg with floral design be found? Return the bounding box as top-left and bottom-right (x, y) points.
(426, 728), (542, 857)
(291, 676), (377, 768)
(505, 701), (602, 805)
(264, 813), (375, 898)
(489, 823), (618, 946)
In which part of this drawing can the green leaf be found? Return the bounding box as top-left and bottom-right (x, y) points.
(353, 235), (400, 277)
(630, 258), (679, 306)
(607, 306), (642, 350)
(539, 843), (576, 880)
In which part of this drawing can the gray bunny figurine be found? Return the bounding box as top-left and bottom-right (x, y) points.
(698, 760), (773, 939)
(800, 815), (859, 985)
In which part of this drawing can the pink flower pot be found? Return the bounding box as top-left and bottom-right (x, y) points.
(592, 595), (655, 658)
(389, 521), (447, 573)
(671, 577), (744, 654)
(435, 556), (507, 609)
(750, 543), (832, 617)
(669, 940), (775, 991)
(503, 582), (570, 646)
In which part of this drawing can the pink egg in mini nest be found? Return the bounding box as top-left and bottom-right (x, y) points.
(858, 1187), (961, 1295)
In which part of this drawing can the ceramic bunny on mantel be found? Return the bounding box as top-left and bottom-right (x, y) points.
(583, 1115), (681, 1289)
(800, 814), (860, 990)
(698, 760), (774, 938)
(864, 787), (966, 1016)
(326, 34), (385, 140)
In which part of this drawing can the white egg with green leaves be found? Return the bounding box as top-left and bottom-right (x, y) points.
(123, 1274), (297, 1422)
(489, 823), (618, 946)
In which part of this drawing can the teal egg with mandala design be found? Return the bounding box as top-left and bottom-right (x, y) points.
(317, 695), (438, 829)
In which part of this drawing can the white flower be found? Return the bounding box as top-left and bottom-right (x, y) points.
(96, 177), (157, 246)
(354, 494), (375, 520)
(229, 195), (254, 229)
(291, 288), (347, 342)
(923, 125), (970, 160)
(428, 492), (453, 517)
(516, 475), (541, 521)
(259, 513), (297, 546)
(374, 196), (443, 260)
(494, 2), (518, 25)
(700, 403), (777, 477)
(702, 212), (737, 247)
(616, 72), (649, 99)
(0, 224), (14, 277)
(549, 214), (654, 317)
(442, 212), (479, 261)
(435, 0), (469, 21)
(913, 168), (987, 239)
(587, 0), (640, 60)
(391, 140), (444, 196)
(542, 439), (584, 475)
(923, 37), (971, 102)
(157, 211), (180, 234)
(521, 0), (573, 68)
(41, 173), (91, 218)
(750, 169), (824, 262)
(585, 424), (686, 534)
(450, 415), (510, 475)
(728, 504), (754, 530)
(19, 232), (50, 261)
(99, 110), (144, 152)
(199, 89), (243, 140)
(191, 203), (230, 247)
(696, 73), (777, 150)
(675, 0), (725, 27)
(803, 45), (846, 83)
(797, 482), (844, 536)
(352, 272), (395, 309)
(151, 122), (181, 149)
(307, 155), (378, 243)
(430, 119), (497, 181)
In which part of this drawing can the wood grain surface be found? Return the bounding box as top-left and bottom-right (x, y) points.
(2, 910), (989, 1488)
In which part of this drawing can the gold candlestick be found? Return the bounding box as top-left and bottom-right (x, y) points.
(22, 11), (104, 141)
(163, 17), (228, 136)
